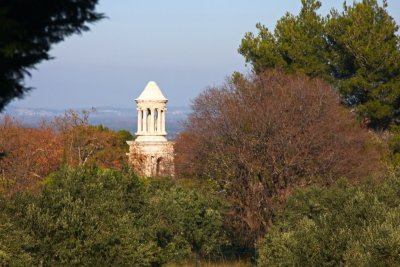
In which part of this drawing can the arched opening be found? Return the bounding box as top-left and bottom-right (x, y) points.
(156, 157), (163, 176)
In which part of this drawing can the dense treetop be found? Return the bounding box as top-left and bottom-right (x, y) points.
(259, 175), (400, 266)
(0, 167), (226, 266)
(175, 70), (383, 247)
(239, 0), (400, 130)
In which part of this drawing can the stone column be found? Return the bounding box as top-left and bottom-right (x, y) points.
(162, 109), (166, 133)
(143, 108), (147, 133)
(150, 108), (155, 133)
(137, 108), (142, 133)
(157, 108), (162, 133)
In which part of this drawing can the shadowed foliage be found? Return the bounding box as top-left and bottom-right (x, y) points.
(0, 0), (104, 111)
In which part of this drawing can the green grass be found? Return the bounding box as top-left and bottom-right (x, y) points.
(167, 260), (251, 267)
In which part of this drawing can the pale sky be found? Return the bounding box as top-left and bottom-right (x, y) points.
(10, 0), (400, 109)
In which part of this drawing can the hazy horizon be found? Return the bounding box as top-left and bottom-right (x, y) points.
(9, 0), (400, 110)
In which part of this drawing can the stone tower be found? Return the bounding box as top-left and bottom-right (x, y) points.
(127, 81), (174, 177)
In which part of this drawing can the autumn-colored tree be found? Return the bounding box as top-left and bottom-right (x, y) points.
(0, 110), (133, 195)
(175, 70), (384, 247)
(0, 116), (63, 194)
(50, 109), (132, 169)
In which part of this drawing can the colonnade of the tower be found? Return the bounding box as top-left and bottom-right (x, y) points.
(136, 107), (166, 134)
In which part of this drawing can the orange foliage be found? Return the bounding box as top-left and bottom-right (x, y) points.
(0, 110), (131, 195)
(0, 116), (63, 194)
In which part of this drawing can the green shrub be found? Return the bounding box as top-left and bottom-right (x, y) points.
(3, 167), (226, 266)
(0, 198), (33, 266)
(148, 180), (228, 259)
(258, 176), (400, 266)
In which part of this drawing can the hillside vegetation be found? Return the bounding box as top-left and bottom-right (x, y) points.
(1, 0), (400, 266)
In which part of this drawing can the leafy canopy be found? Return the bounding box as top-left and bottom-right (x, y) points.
(258, 175), (400, 266)
(239, 0), (400, 130)
(175, 70), (382, 248)
(1, 167), (227, 266)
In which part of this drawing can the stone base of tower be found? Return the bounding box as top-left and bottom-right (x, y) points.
(127, 140), (174, 177)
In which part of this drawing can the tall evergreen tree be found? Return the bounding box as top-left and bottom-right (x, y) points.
(239, 0), (400, 130)
(239, 0), (328, 78)
(326, 0), (400, 129)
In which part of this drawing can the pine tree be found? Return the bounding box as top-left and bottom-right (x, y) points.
(239, 0), (400, 130)
(326, 0), (400, 129)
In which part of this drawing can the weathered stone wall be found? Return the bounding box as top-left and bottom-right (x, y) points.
(127, 139), (174, 177)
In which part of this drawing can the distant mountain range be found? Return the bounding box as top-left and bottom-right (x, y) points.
(2, 106), (192, 138)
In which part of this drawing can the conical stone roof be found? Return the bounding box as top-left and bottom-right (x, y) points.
(136, 81), (167, 101)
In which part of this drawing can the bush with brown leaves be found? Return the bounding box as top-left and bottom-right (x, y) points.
(175, 70), (384, 247)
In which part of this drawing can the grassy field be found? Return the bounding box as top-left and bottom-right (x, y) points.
(167, 260), (252, 267)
